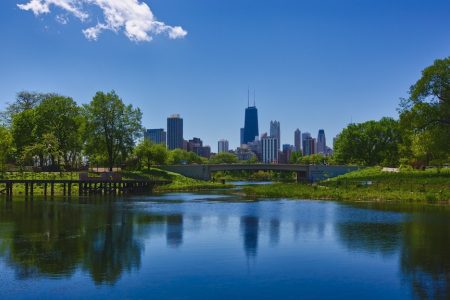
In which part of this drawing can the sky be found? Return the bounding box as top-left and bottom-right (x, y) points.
(0, 0), (449, 151)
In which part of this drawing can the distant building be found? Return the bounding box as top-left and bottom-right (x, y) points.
(294, 129), (301, 153)
(307, 137), (316, 156)
(218, 139), (229, 153)
(248, 137), (262, 161)
(187, 137), (211, 158)
(187, 137), (203, 150)
(144, 128), (166, 145)
(242, 105), (259, 145)
(240, 128), (245, 146)
(262, 136), (279, 163)
(270, 120), (281, 150)
(167, 114), (183, 150)
(303, 135), (316, 156)
(317, 129), (326, 154)
(194, 146), (211, 158)
(280, 144), (295, 164)
(235, 145), (256, 161)
(302, 132), (311, 156)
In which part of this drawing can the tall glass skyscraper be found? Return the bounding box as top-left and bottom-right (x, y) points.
(317, 129), (326, 154)
(270, 120), (281, 150)
(243, 106), (259, 145)
(167, 114), (183, 150)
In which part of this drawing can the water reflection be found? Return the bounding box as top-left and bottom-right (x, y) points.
(240, 216), (259, 258)
(336, 204), (450, 299)
(166, 214), (183, 248)
(0, 197), (449, 299)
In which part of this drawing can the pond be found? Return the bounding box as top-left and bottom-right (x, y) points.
(0, 191), (449, 299)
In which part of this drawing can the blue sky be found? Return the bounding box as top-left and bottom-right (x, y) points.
(1, 0), (449, 150)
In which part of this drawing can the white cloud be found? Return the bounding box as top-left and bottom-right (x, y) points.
(17, 0), (187, 42)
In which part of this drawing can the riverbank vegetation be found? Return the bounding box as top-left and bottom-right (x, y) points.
(0, 168), (228, 196)
(243, 167), (450, 204)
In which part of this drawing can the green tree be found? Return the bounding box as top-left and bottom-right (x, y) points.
(11, 109), (36, 163)
(334, 117), (402, 166)
(135, 140), (168, 170)
(34, 96), (84, 169)
(399, 57), (450, 166)
(167, 149), (202, 164)
(1, 91), (56, 125)
(84, 91), (143, 171)
(0, 126), (14, 173)
(209, 152), (238, 164)
(21, 133), (62, 169)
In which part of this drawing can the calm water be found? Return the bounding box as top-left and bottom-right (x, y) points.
(0, 192), (449, 300)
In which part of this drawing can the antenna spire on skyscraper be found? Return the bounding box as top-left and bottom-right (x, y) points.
(247, 87), (250, 108)
(253, 89), (256, 107)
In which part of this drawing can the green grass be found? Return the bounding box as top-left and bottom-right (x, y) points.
(243, 167), (450, 204)
(123, 168), (231, 192)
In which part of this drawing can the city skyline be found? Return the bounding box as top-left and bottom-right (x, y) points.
(1, 1), (449, 149)
(146, 105), (330, 155)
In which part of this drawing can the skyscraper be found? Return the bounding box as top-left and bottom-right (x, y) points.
(301, 132), (311, 155)
(317, 129), (326, 154)
(294, 129), (301, 153)
(218, 139), (229, 153)
(167, 114), (183, 150)
(242, 105), (259, 145)
(144, 128), (166, 145)
(270, 120), (281, 150)
(262, 136), (279, 163)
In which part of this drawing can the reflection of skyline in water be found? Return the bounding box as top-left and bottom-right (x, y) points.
(240, 216), (259, 258)
(0, 197), (449, 299)
(335, 204), (450, 299)
(166, 214), (183, 248)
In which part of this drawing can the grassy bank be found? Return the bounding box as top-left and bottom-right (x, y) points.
(243, 167), (450, 204)
(0, 168), (229, 196)
(123, 168), (231, 192)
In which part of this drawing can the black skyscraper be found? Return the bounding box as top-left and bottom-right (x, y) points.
(243, 106), (259, 144)
(167, 114), (183, 150)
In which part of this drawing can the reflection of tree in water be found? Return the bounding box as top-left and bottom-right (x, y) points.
(269, 219), (280, 246)
(401, 215), (450, 299)
(0, 201), (150, 285)
(166, 214), (183, 248)
(240, 216), (259, 258)
(0, 202), (83, 279)
(336, 205), (450, 299)
(81, 204), (143, 285)
(337, 222), (402, 257)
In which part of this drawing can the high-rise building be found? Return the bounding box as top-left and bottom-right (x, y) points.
(270, 120), (281, 150)
(242, 105), (259, 145)
(144, 128), (166, 145)
(167, 114), (183, 150)
(279, 144), (294, 164)
(302, 132), (311, 156)
(262, 136), (279, 163)
(248, 138), (262, 161)
(187, 137), (203, 151)
(218, 139), (229, 153)
(240, 128), (244, 146)
(303, 137), (316, 156)
(187, 137), (211, 158)
(317, 129), (326, 154)
(294, 129), (301, 153)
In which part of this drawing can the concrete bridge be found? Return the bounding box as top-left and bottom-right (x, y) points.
(159, 164), (359, 182)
